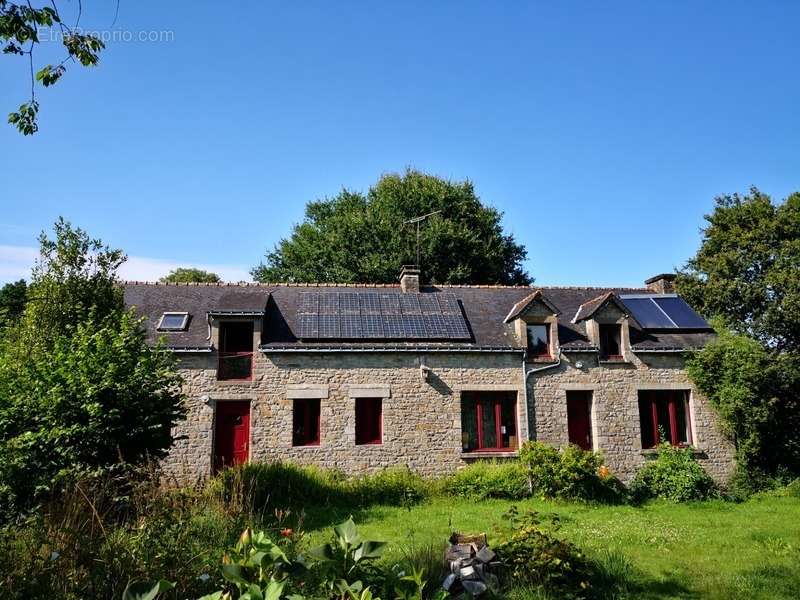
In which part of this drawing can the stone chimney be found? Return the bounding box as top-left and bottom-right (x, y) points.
(645, 273), (677, 294)
(399, 265), (420, 293)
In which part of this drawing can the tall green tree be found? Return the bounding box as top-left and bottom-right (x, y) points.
(160, 268), (221, 283)
(0, 279), (27, 329)
(0, 220), (185, 517)
(679, 188), (800, 486)
(677, 188), (800, 352)
(252, 170), (532, 285)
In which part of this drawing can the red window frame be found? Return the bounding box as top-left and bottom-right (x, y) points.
(461, 392), (518, 452)
(638, 390), (692, 448)
(527, 324), (552, 359)
(218, 321), (254, 381)
(292, 398), (321, 446)
(599, 323), (623, 360)
(355, 398), (382, 445)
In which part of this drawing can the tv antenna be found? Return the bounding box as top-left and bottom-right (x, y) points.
(404, 209), (442, 268)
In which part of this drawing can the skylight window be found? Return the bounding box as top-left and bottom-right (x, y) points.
(157, 312), (189, 331)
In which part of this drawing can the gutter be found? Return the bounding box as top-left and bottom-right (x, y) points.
(259, 345), (525, 354)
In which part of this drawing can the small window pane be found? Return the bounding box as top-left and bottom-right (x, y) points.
(293, 398), (320, 446)
(355, 398), (382, 445)
(527, 324), (550, 356)
(599, 324), (621, 358)
(158, 313), (188, 330)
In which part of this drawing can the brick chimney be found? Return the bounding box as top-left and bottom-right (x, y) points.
(399, 265), (420, 293)
(645, 273), (677, 294)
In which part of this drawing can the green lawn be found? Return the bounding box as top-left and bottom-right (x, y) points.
(305, 495), (800, 599)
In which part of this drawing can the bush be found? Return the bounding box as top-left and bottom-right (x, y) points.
(519, 442), (625, 503)
(630, 443), (717, 502)
(442, 461), (530, 499)
(210, 462), (432, 513)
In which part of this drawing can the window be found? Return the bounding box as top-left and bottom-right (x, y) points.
(567, 391), (593, 450)
(638, 390), (692, 448)
(526, 324), (551, 358)
(292, 398), (320, 446)
(599, 323), (622, 360)
(461, 391), (518, 452)
(355, 398), (382, 445)
(157, 312), (189, 331)
(218, 321), (254, 380)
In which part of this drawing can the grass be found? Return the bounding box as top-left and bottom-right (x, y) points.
(303, 494), (800, 599)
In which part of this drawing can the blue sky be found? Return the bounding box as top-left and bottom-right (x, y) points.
(1, 1), (798, 286)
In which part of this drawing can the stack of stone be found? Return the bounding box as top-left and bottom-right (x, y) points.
(442, 533), (500, 597)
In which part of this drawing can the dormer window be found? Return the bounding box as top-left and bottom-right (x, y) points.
(526, 324), (551, 358)
(157, 312), (189, 331)
(218, 321), (254, 380)
(599, 323), (622, 360)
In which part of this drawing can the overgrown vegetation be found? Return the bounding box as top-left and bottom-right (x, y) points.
(629, 444), (718, 503)
(678, 188), (800, 491)
(0, 220), (185, 520)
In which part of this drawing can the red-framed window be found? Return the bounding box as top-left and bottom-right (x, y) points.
(355, 398), (382, 445)
(566, 390), (593, 451)
(526, 324), (551, 359)
(218, 321), (254, 380)
(292, 398), (320, 446)
(599, 323), (622, 360)
(461, 391), (518, 452)
(638, 390), (692, 448)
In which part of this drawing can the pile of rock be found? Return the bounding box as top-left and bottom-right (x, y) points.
(442, 533), (501, 597)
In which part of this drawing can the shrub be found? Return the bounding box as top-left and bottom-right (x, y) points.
(350, 467), (432, 506)
(442, 461), (530, 499)
(519, 442), (625, 503)
(630, 443), (717, 502)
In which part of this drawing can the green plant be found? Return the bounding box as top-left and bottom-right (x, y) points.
(122, 580), (175, 600)
(309, 517), (387, 596)
(630, 443), (717, 502)
(442, 461), (529, 499)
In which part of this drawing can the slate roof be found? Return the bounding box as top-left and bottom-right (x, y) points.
(123, 282), (713, 353)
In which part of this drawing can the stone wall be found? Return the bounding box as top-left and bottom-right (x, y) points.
(163, 348), (734, 486)
(530, 351), (735, 483)
(163, 351), (525, 484)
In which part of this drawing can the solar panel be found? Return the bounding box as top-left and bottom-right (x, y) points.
(319, 293), (339, 314)
(295, 291), (471, 340)
(437, 293), (461, 314)
(298, 293), (319, 314)
(380, 294), (401, 315)
(653, 297), (710, 329)
(339, 314), (362, 337)
(361, 314), (385, 337)
(297, 313), (318, 338)
(399, 294), (421, 314)
(360, 293), (382, 315)
(318, 314), (339, 337)
(621, 297), (675, 328)
(620, 295), (710, 330)
(339, 293), (360, 315)
(418, 294), (440, 315)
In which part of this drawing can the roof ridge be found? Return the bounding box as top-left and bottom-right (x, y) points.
(120, 280), (649, 291)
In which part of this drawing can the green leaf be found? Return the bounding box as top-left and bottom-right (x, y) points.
(334, 517), (359, 545)
(353, 540), (387, 561)
(221, 564), (250, 587)
(308, 543), (334, 561)
(264, 579), (286, 600)
(121, 580), (175, 600)
(197, 594), (225, 600)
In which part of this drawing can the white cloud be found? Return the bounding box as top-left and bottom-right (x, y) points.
(0, 245), (252, 284)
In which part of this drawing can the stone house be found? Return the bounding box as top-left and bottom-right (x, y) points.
(124, 269), (735, 485)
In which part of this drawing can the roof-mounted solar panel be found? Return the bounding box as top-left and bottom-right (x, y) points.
(295, 291), (470, 340)
(619, 295), (710, 330)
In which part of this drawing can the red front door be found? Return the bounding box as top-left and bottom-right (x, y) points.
(567, 391), (593, 451)
(214, 401), (250, 471)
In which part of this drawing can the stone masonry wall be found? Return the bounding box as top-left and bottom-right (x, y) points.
(530, 351), (735, 483)
(163, 351), (525, 484)
(163, 349), (734, 486)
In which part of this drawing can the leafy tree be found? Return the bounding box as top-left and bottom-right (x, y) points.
(2, 1), (105, 134)
(686, 322), (800, 484)
(0, 219), (185, 517)
(0, 279), (26, 329)
(25, 217), (125, 348)
(677, 188), (800, 352)
(252, 169), (532, 285)
(160, 268), (221, 283)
